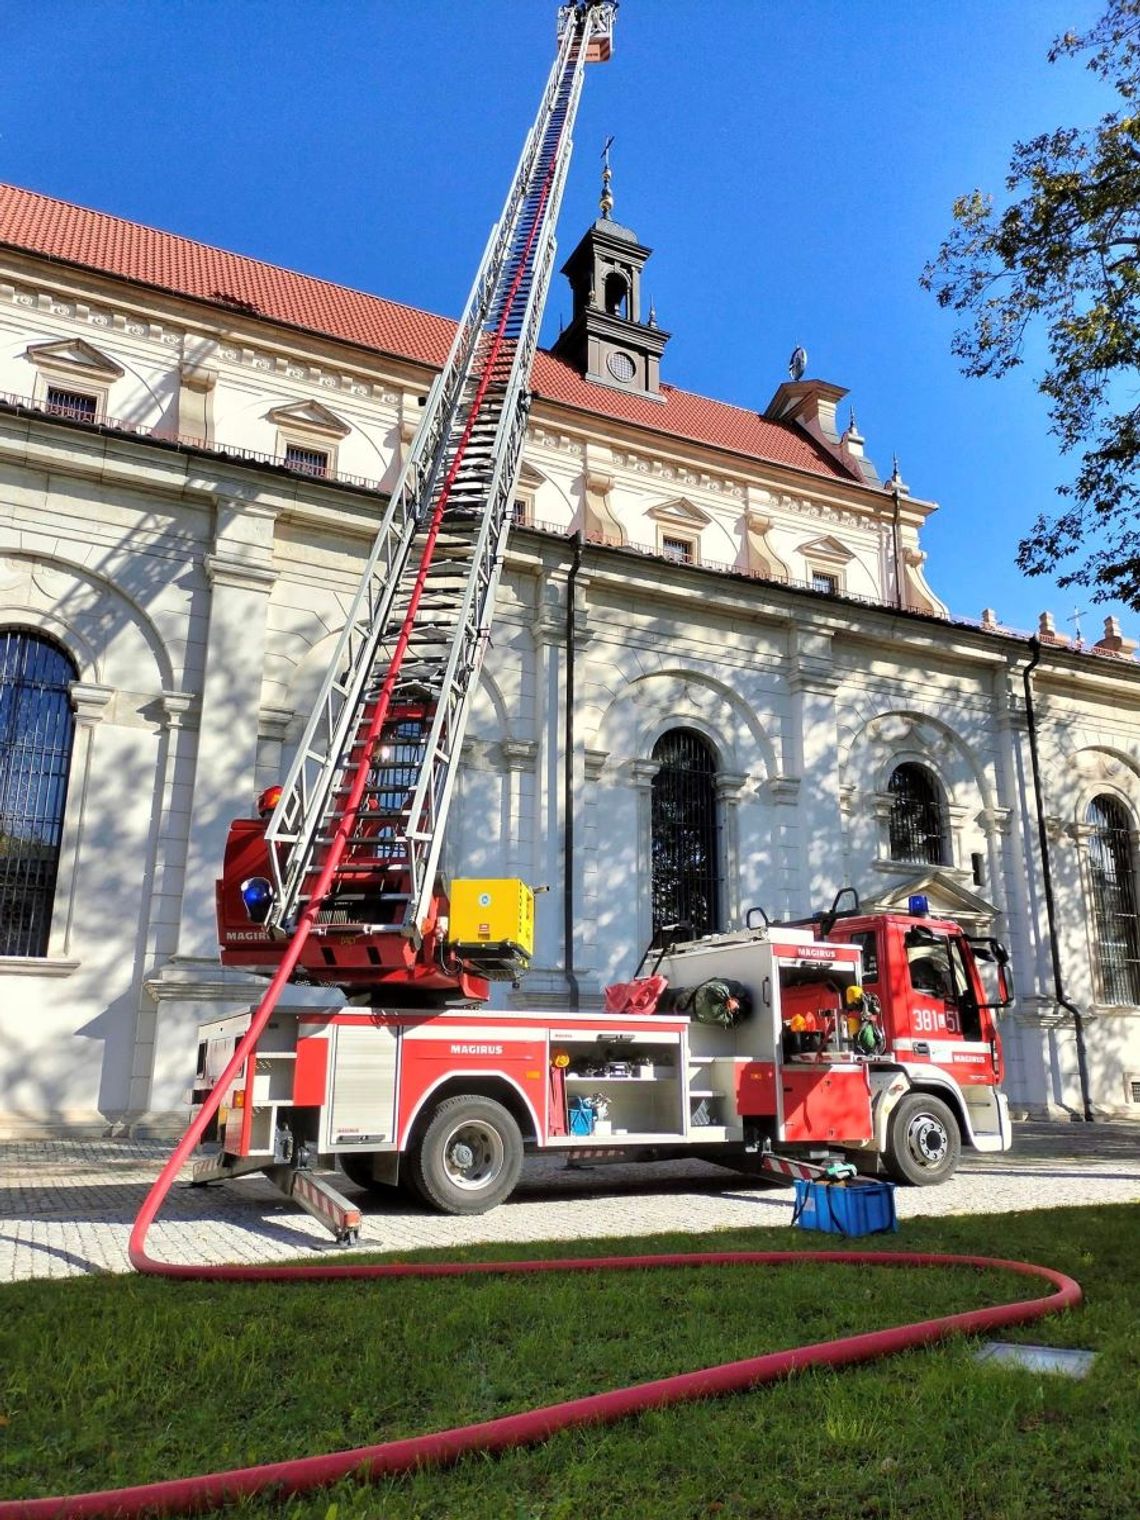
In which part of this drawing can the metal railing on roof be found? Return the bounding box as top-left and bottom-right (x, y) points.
(0, 387), (390, 497)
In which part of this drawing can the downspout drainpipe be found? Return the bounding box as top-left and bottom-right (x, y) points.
(890, 465), (905, 611)
(564, 531), (583, 1010)
(1022, 637), (1094, 1121)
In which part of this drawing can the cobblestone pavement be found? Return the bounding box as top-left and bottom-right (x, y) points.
(1, 1121), (1137, 1282)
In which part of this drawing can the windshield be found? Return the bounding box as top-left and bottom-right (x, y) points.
(905, 936), (968, 1001)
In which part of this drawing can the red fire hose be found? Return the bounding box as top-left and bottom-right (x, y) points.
(2, 765), (1082, 1518)
(0, 1076), (1082, 1520)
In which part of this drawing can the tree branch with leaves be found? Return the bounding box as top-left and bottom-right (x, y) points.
(922, 0), (1140, 608)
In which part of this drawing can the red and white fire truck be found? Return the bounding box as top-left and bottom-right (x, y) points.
(191, 2), (1013, 1242)
(198, 875), (1013, 1235)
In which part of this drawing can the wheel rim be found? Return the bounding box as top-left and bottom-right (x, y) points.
(904, 1110), (949, 1170)
(441, 1120), (505, 1192)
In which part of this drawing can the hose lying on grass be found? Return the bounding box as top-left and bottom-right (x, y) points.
(0, 987), (1083, 1520)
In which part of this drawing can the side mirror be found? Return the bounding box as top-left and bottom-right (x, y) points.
(967, 937), (1015, 1009)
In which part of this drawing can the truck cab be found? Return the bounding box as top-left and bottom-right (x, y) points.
(803, 892), (1014, 1183)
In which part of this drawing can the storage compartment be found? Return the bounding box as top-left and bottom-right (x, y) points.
(553, 1026), (685, 1138)
(781, 1063), (872, 1143)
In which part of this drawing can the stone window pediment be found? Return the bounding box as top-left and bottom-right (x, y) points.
(800, 533), (855, 595)
(647, 496), (712, 529)
(512, 463), (546, 527)
(862, 868), (998, 933)
(266, 399), (351, 440)
(798, 534), (854, 567)
(24, 337), (124, 382)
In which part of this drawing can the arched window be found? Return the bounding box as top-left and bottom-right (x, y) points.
(0, 630), (78, 957)
(604, 272), (629, 319)
(650, 729), (720, 937)
(888, 762), (947, 866)
(1086, 794), (1140, 1005)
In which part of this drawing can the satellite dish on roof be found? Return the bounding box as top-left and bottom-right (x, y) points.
(788, 345), (808, 382)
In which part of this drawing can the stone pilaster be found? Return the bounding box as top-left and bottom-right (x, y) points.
(174, 497), (279, 963)
(786, 628), (843, 906)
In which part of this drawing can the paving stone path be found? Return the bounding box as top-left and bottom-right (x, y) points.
(1, 1121), (1137, 1281)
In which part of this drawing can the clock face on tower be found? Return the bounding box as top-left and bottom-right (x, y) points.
(606, 350), (636, 382)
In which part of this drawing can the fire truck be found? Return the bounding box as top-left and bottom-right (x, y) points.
(192, 1), (1013, 1242)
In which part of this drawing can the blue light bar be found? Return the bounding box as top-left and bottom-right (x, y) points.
(240, 876), (273, 925)
(908, 894), (929, 917)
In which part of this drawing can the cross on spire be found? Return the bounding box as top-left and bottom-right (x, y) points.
(1067, 604), (1089, 642)
(600, 134), (614, 219)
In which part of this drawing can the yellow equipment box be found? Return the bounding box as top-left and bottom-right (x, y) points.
(449, 878), (535, 975)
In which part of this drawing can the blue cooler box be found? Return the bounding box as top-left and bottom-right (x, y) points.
(792, 1179), (898, 1236)
(568, 1097), (595, 1136)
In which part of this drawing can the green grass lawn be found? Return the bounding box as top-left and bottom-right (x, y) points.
(2, 1205), (1137, 1519)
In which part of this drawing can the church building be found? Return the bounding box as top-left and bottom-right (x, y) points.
(1, 176), (1138, 1135)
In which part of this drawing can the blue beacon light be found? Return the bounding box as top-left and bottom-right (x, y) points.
(240, 876), (274, 925)
(908, 894), (929, 917)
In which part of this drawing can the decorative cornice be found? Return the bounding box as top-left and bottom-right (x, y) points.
(2, 278), (171, 344)
(204, 552), (277, 593)
(787, 668), (841, 697)
(977, 806), (1012, 837)
(1, 274), (404, 404)
(530, 605), (566, 645)
(69, 681), (114, 726)
(629, 758), (660, 790)
(501, 739), (538, 771)
(584, 747), (609, 782)
(750, 485), (866, 529)
(530, 425), (586, 458)
(258, 704), (294, 742)
(714, 770), (749, 801)
(160, 691), (199, 731)
(765, 776), (801, 806)
(0, 955), (81, 977)
(611, 448), (745, 501)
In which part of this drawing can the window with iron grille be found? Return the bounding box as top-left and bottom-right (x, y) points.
(511, 497), (531, 527)
(45, 386), (97, 422)
(810, 570), (839, 595)
(650, 729), (721, 937)
(1086, 794), (1140, 1005)
(284, 444), (330, 477)
(0, 630), (78, 957)
(661, 534), (695, 565)
(887, 762), (948, 865)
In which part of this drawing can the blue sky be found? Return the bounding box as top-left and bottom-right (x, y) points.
(5, 0), (1126, 642)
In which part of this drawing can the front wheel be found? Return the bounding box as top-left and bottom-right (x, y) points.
(409, 1095), (524, 1214)
(883, 1091), (961, 1186)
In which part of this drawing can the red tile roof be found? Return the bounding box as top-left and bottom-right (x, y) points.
(0, 182), (853, 483)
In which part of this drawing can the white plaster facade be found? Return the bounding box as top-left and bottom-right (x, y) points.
(1, 204), (1139, 1136)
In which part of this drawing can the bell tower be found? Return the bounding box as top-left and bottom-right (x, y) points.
(551, 141), (670, 396)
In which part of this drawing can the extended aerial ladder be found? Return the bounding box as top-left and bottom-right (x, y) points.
(216, 4), (617, 999)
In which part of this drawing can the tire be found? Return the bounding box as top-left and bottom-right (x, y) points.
(409, 1095), (524, 1214)
(884, 1091), (961, 1186)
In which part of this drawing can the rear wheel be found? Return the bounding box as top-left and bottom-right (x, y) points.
(883, 1091), (961, 1185)
(409, 1095), (524, 1214)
